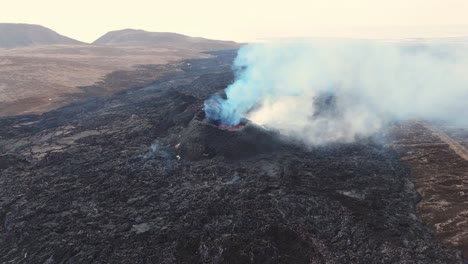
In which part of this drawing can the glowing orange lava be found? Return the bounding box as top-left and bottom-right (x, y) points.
(217, 124), (245, 131)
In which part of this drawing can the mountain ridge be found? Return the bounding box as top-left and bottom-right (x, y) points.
(0, 23), (83, 48)
(0, 24), (240, 50)
(93, 28), (239, 50)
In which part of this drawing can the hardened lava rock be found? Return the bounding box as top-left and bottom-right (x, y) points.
(0, 51), (465, 263)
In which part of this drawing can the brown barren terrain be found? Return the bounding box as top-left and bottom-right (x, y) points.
(391, 121), (468, 258)
(0, 44), (218, 116)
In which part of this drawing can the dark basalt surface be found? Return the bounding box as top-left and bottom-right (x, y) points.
(0, 50), (465, 263)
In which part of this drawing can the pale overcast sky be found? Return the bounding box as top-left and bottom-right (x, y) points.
(3, 0), (468, 42)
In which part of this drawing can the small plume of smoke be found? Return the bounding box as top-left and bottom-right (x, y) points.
(139, 141), (177, 175)
(142, 141), (172, 160)
(205, 40), (468, 145)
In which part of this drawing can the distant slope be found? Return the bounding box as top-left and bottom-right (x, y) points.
(93, 29), (239, 50)
(0, 23), (83, 49)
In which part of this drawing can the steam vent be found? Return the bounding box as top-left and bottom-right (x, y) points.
(175, 110), (282, 160)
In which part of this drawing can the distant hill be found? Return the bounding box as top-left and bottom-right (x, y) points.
(93, 29), (239, 50)
(0, 23), (83, 49)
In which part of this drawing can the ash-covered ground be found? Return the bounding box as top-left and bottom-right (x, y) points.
(0, 50), (466, 263)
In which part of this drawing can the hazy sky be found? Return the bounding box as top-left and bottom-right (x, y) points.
(4, 0), (468, 42)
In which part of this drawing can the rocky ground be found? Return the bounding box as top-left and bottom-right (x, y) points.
(0, 50), (466, 263)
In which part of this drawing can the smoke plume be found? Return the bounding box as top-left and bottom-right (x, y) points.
(205, 40), (468, 145)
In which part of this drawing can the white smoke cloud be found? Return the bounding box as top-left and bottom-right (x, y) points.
(206, 39), (468, 145)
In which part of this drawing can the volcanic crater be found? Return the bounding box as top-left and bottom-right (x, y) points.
(173, 109), (282, 161)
